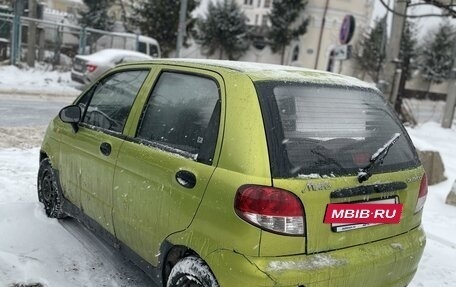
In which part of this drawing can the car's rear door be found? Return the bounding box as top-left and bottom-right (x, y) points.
(59, 68), (150, 235)
(112, 66), (224, 266)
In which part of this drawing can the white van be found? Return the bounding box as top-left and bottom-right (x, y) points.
(96, 32), (161, 58)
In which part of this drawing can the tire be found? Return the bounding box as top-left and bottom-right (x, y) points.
(167, 256), (219, 287)
(37, 158), (66, 219)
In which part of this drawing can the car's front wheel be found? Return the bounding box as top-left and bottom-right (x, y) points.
(37, 158), (66, 219)
(167, 256), (219, 287)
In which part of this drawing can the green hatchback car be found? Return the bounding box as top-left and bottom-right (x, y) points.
(38, 60), (427, 287)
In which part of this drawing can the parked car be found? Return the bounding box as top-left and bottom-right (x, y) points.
(71, 49), (153, 85)
(95, 32), (161, 58)
(39, 59), (427, 287)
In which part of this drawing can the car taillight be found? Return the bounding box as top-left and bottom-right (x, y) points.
(234, 185), (305, 236)
(86, 64), (97, 73)
(415, 174), (428, 213)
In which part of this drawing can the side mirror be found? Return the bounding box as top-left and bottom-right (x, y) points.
(59, 105), (81, 133)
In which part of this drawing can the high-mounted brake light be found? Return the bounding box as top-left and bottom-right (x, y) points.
(415, 174), (428, 213)
(86, 64), (97, 73)
(234, 185), (305, 235)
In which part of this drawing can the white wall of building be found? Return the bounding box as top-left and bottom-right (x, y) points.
(233, 0), (374, 76)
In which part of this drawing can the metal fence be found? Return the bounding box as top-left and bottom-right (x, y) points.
(0, 11), (142, 69)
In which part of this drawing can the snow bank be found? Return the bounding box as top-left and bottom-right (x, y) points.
(0, 127), (46, 149)
(0, 65), (80, 97)
(407, 122), (456, 178)
(403, 99), (446, 124)
(0, 202), (149, 287)
(407, 122), (456, 287)
(0, 149), (153, 286)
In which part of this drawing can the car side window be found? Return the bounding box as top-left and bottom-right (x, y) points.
(137, 72), (220, 164)
(75, 87), (93, 114)
(82, 70), (149, 133)
(149, 44), (159, 57)
(138, 42), (147, 54)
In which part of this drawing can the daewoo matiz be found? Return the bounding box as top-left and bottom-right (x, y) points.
(38, 59), (427, 287)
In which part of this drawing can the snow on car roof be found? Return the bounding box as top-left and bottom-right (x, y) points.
(157, 59), (376, 89)
(78, 49), (153, 62)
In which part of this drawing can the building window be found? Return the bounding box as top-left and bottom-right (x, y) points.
(244, 0), (253, 5)
(264, 0), (271, 8)
(261, 15), (269, 27)
(292, 45), (300, 62)
(255, 14), (259, 25)
(257, 0), (262, 7)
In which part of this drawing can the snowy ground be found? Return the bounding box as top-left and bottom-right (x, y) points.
(407, 123), (456, 287)
(0, 65), (81, 97)
(0, 66), (455, 286)
(0, 153), (155, 287)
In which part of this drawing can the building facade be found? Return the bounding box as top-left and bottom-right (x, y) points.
(41, 0), (84, 14)
(234, 0), (374, 76)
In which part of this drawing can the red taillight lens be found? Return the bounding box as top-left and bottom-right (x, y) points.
(86, 64), (97, 73)
(415, 174), (428, 213)
(234, 185), (305, 235)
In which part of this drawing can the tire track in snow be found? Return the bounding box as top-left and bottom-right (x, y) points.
(426, 233), (456, 249)
(60, 219), (156, 287)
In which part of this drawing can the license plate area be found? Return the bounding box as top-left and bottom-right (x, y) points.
(329, 197), (399, 232)
(74, 63), (83, 71)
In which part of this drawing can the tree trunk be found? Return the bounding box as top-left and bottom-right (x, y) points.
(280, 46), (285, 65)
(219, 48), (223, 60)
(118, 0), (129, 32)
(394, 60), (410, 118)
(425, 80), (433, 99)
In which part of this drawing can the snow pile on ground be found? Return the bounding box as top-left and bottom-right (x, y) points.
(0, 65), (80, 97)
(0, 127), (47, 149)
(403, 98), (447, 125)
(0, 148), (153, 286)
(407, 122), (456, 287)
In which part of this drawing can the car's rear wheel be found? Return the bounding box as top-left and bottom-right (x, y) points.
(37, 158), (66, 219)
(167, 256), (219, 287)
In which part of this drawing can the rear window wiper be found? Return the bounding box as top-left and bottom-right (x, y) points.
(358, 133), (401, 183)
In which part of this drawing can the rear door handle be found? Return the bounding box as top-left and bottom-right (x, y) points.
(100, 142), (112, 156)
(175, 170), (196, 189)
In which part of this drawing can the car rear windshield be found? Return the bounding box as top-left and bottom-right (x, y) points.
(255, 81), (420, 178)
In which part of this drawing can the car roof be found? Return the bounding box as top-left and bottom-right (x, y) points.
(121, 59), (377, 90)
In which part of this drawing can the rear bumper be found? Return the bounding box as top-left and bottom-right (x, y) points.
(71, 70), (90, 85)
(205, 226), (425, 287)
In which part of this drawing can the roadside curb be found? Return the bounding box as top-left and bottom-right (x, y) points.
(0, 88), (80, 98)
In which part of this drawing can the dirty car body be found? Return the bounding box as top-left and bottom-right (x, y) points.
(39, 59), (427, 287)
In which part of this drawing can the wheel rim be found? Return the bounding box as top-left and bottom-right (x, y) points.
(175, 275), (204, 287)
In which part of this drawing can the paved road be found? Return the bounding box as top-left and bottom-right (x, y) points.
(0, 95), (72, 127)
